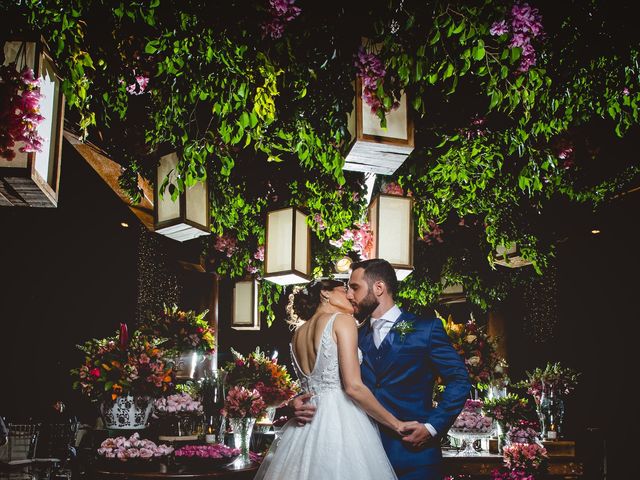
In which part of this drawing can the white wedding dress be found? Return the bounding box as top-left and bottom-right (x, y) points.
(254, 313), (397, 480)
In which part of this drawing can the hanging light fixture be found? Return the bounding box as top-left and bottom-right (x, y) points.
(232, 278), (260, 331)
(368, 193), (414, 280)
(0, 36), (64, 207)
(494, 243), (533, 268)
(154, 151), (210, 242)
(264, 206), (311, 285)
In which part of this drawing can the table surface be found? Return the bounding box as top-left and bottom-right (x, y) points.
(93, 464), (259, 479)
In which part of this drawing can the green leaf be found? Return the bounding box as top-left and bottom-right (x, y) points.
(145, 40), (159, 54)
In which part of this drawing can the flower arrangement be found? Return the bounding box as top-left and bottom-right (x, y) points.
(71, 325), (173, 401)
(141, 304), (215, 355)
(503, 443), (548, 473)
(97, 433), (174, 461)
(0, 63), (45, 160)
(451, 400), (494, 434)
(224, 348), (299, 407)
(154, 392), (203, 415)
(507, 420), (540, 445)
(482, 394), (530, 428)
(515, 362), (580, 405)
(221, 386), (267, 419)
(438, 312), (507, 389)
(174, 444), (240, 460)
(391, 320), (416, 342)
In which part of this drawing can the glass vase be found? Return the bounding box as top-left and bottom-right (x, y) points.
(538, 382), (565, 440)
(229, 417), (256, 468)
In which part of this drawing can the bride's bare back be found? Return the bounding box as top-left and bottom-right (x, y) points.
(292, 312), (337, 376)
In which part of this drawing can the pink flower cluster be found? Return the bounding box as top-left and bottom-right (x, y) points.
(313, 213), (326, 230)
(355, 47), (397, 114)
(214, 233), (239, 257)
(124, 70), (149, 95)
(261, 0), (301, 39)
(381, 182), (404, 196)
(221, 386), (267, 419)
(97, 433), (173, 461)
(0, 64), (45, 160)
(503, 443), (548, 472)
(174, 444), (240, 459)
(490, 3), (544, 72)
(420, 220), (444, 245)
(460, 116), (488, 140)
(452, 400), (494, 433)
(491, 469), (535, 480)
(330, 222), (374, 260)
(154, 392), (203, 414)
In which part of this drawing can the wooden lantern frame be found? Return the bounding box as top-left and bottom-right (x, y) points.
(232, 278), (260, 331)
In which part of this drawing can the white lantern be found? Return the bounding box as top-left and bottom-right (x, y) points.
(264, 207), (311, 285)
(154, 151), (210, 242)
(232, 278), (260, 331)
(343, 79), (414, 176)
(439, 283), (466, 304)
(0, 37), (64, 207)
(494, 243), (533, 268)
(368, 194), (414, 280)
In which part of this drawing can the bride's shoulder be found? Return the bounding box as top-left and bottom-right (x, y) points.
(333, 313), (357, 328)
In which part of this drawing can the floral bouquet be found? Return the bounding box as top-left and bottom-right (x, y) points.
(482, 394), (530, 429)
(503, 443), (548, 473)
(514, 362), (580, 405)
(438, 312), (507, 390)
(154, 392), (203, 415)
(141, 304), (215, 355)
(71, 326), (173, 401)
(221, 386), (267, 419)
(506, 420), (541, 445)
(224, 348), (299, 407)
(97, 433), (174, 461)
(174, 444), (240, 468)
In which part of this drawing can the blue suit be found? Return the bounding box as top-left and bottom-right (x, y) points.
(358, 311), (471, 480)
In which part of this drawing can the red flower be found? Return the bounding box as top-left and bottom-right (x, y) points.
(90, 368), (101, 378)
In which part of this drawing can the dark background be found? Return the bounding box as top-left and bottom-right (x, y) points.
(1, 140), (634, 477)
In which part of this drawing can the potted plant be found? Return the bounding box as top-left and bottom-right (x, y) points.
(71, 324), (174, 429)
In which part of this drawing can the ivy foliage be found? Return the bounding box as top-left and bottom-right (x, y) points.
(3, 0), (640, 320)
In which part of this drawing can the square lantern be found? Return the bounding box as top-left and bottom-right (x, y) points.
(368, 194), (414, 280)
(343, 79), (415, 176)
(439, 283), (466, 304)
(154, 151), (210, 242)
(232, 278), (260, 331)
(0, 37), (64, 207)
(264, 207), (311, 285)
(494, 243), (533, 268)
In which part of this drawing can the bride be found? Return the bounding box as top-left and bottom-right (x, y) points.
(254, 279), (417, 480)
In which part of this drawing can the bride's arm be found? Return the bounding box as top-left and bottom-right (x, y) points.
(334, 314), (408, 434)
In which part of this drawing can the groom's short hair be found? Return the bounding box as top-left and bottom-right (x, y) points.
(351, 258), (398, 296)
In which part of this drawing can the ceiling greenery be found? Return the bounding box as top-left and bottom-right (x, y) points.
(3, 0), (639, 323)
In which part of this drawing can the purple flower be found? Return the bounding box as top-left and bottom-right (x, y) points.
(511, 3), (544, 37)
(622, 87), (631, 96)
(490, 20), (509, 36)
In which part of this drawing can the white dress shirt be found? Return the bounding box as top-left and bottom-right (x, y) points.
(370, 305), (438, 438)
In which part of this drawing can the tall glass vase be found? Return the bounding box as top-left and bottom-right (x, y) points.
(538, 382), (565, 440)
(229, 417), (256, 468)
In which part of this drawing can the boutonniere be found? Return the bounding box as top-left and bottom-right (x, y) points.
(391, 320), (416, 342)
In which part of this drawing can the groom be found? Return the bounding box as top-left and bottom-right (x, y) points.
(293, 259), (470, 480)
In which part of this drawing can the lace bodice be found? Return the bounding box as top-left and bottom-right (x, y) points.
(290, 313), (362, 395)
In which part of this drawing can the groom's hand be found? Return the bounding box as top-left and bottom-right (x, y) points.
(290, 393), (316, 426)
(401, 423), (432, 449)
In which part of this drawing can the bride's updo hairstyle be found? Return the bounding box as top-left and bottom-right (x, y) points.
(286, 278), (345, 326)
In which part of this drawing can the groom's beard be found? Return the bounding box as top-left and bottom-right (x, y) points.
(353, 290), (379, 321)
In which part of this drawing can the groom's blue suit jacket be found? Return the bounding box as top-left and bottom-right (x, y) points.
(358, 310), (470, 469)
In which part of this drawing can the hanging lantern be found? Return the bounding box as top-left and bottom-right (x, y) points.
(368, 194), (414, 280)
(0, 36), (64, 207)
(343, 79), (414, 176)
(439, 283), (466, 304)
(264, 207), (311, 285)
(494, 243), (533, 268)
(154, 151), (210, 242)
(232, 278), (260, 331)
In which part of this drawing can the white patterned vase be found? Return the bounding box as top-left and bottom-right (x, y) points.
(101, 395), (153, 430)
